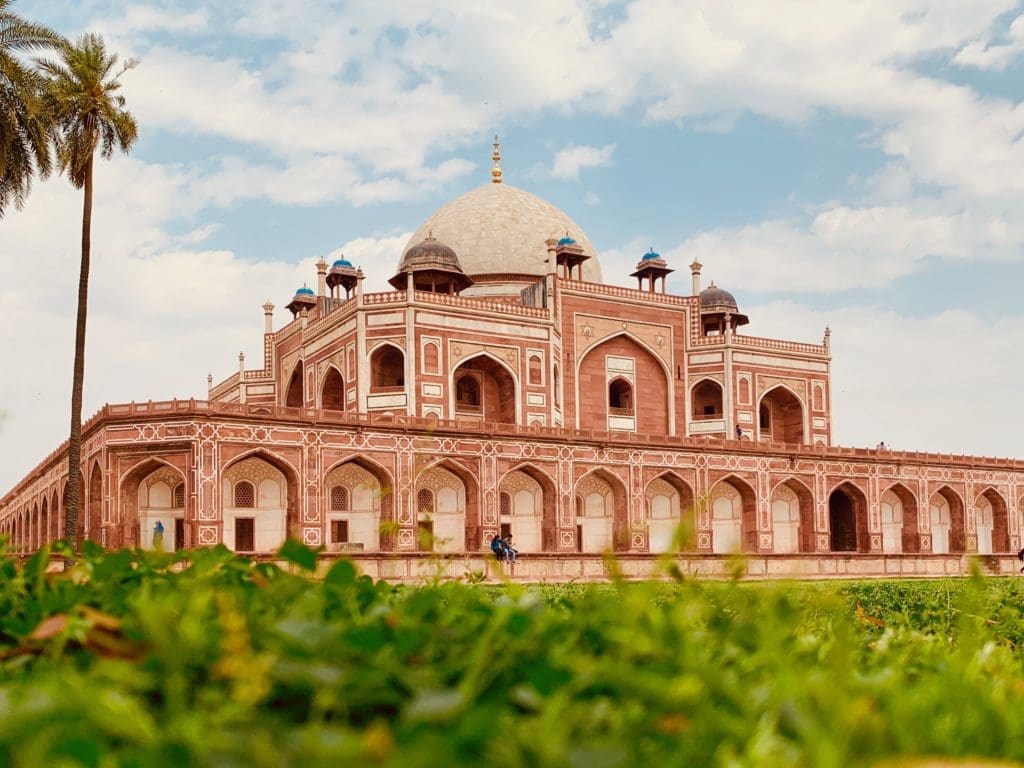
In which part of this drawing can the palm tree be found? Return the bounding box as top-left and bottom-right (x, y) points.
(0, 0), (63, 216)
(38, 33), (138, 550)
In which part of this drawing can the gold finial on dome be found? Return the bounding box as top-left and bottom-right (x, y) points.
(491, 134), (502, 184)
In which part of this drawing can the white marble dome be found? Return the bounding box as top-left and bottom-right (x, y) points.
(402, 184), (603, 290)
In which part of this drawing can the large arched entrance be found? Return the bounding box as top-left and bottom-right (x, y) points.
(452, 355), (517, 424)
(929, 486), (965, 554)
(759, 386), (804, 444)
(578, 335), (670, 435)
(770, 478), (815, 553)
(498, 465), (557, 553)
(709, 476), (757, 553)
(324, 459), (389, 551)
(829, 482), (868, 552)
(88, 464), (103, 545)
(574, 469), (629, 552)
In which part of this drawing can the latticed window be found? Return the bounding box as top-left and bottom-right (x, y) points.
(234, 481), (255, 508)
(499, 492), (512, 517)
(417, 488), (434, 515)
(330, 485), (349, 511)
(172, 483), (185, 509)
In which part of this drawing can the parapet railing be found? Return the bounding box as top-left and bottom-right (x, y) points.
(561, 280), (694, 306)
(5, 398), (1022, 505)
(690, 333), (828, 356)
(413, 291), (549, 318)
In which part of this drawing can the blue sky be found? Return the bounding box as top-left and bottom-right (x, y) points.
(2, 0), (1024, 493)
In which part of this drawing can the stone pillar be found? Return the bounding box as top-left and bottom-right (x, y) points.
(723, 312), (734, 438)
(238, 352), (246, 404)
(263, 301), (274, 334)
(690, 259), (702, 296)
(316, 258), (328, 297)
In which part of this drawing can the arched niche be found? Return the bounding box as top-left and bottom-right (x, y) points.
(578, 334), (669, 435)
(829, 481), (869, 552)
(574, 469), (629, 553)
(881, 483), (919, 553)
(321, 366), (345, 411)
(646, 472), (695, 553)
(285, 360), (304, 408)
(976, 488), (1009, 554)
(691, 379), (723, 422)
(709, 476), (757, 554)
(770, 478), (814, 553)
(759, 386), (804, 445)
(452, 354), (517, 424)
(222, 453), (297, 553)
(370, 344), (404, 391)
(324, 459), (386, 551)
(415, 462), (471, 553)
(928, 486), (965, 554)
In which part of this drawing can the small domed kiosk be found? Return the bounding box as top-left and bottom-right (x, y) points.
(699, 282), (749, 335)
(389, 233), (473, 294)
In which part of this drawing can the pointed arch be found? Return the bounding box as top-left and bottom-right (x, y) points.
(499, 462), (558, 552)
(87, 462), (103, 545)
(370, 343), (405, 390)
(51, 489), (60, 542)
(929, 485), (965, 554)
(976, 487), (1009, 554)
(576, 332), (673, 436)
(828, 480), (869, 552)
(770, 477), (815, 553)
(322, 455), (395, 551)
(223, 449), (300, 549)
(574, 467), (629, 552)
(451, 351), (519, 425)
(285, 359), (304, 408)
(415, 458), (479, 552)
(39, 496), (49, 548)
(121, 458), (188, 551)
(758, 385), (805, 445)
(690, 378), (724, 422)
(709, 474), (758, 553)
(321, 365), (345, 411)
(608, 376), (634, 415)
(646, 471), (696, 552)
(881, 482), (919, 553)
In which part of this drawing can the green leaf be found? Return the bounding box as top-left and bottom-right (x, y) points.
(277, 539), (319, 571)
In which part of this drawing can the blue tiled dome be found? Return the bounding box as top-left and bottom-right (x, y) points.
(643, 249), (661, 261)
(295, 286), (315, 296)
(332, 258), (353, 268)
(557, 236), (577, 246)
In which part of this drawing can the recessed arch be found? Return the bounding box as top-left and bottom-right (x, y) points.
(690, 378), (724, 424)
(829, 481), (869, 552)
(87, 462), (103, 545)
(370, 343), (405, 390)
(576, 332), (673, 436)
(574, 467), (629, 552)
(976, 487), (1009, 554)
(451, 352), (519, 425)
(222, 449), (301, 551)
(929, 485), (965, 554)
(50, 489), (60, 542)
(39, 496), (49, 549)
(285, 359), (304, 408)
(709, 475), (758, 553)
(881, 482), (920, 553)
(770, 477), (815, 553)
(608, 376), (634, 415)
(758, 385), (805, 445)
(499, 462), (558, 552)
(121, 458), (188, 551)
(323, 455), (393, 552)
(320, 365), (345, 411)
(646, 471), (696, 552)
(416, 458), (480, 551)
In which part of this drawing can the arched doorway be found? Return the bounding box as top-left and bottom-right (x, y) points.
(39, 497), (49, 549)
(976, 488), (1009, 554)
(222, 454), (295, 553)
(452, 355), (517, 424)
(759, 387), (804, 444)
(709, 476), (757, 553)
(929, 487), (965, 554)
(574, 469), (629, 552)
(415, 463), (469, 553)
(829, 482), (868, 552)
(321, 367), (345, 411)
(691, 379), (723, 422)
(324, 459), (387, 551)
(646, 472), (695, 552)
(131, 463), (188, 551)
(285, 361), (304, 408)
(770, 479), (814, 553)
(881, 483), (919, 553)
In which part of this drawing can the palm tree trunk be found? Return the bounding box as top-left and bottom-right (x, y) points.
(64, 150), (93, 553)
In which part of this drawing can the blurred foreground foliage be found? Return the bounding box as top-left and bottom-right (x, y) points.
(1, 541), (1024, 767)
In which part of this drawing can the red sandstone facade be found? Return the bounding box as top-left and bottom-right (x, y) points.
(2, 155), (1021, 577)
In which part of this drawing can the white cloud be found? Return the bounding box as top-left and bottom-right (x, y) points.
(551, 143), (616, 180)
(955, 13), (1024, 70)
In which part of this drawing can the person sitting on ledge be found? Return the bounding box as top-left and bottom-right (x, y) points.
(490, 534), (506, 561)
(503, 534), (518, 565)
